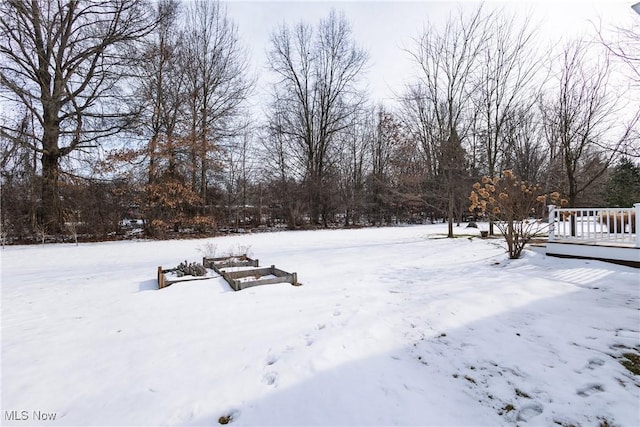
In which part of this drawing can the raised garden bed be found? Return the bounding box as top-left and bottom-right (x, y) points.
(158, 255), (299, 291)
(157, 266), (216, 289)
(220, 265), (299, 291)
(203, 255), (259, 273)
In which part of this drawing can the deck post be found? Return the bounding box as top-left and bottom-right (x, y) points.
(548, 205), (556, 242)
(635, 203), (640, 248)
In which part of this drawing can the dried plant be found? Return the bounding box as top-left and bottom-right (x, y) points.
(197, 242), (218, 258)
(33, 221), (47, 246)
(226, 244), (253, 258)
(174, 261), (207, 277)
(64, 210), (80, 246)
(235, 244), (253, 258)
(469, 170), (566, 259)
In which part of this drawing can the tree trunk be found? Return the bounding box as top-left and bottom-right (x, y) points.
(41, 150), (62, 233)
(200, 105), (208, 205)
(447, 189), (454, 238)
(507, 220), (515, 258)
(309, 171), (321, 225)
(568, 179), (578, 236)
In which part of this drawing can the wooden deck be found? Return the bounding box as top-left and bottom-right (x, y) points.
(546, 204), (640, 268)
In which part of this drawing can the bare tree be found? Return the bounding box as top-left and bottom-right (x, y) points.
(368, 107), (399, 225)
(336, 109), (372, 226)
(225, 126), (256, 231)
(596, 10), (640, 89)
(595, 9), (640, 159)
(0, 0), (159, 232)
(541, 40), (638, 209)
(405, 6), (488, 237)
(138, 0), (184, 185)
(0, 110), (39, 235)
(502, 106), (547, 184)
(130, 0), (193, 235)
(266, 10), (368, 226)
(388, 119), (427, 223)
(473, 11), (540, 178)
(108, 0), (252, 236)
(182, 0), (253, 205)
(400, 84), (438, 182)
(471, 11), (541, 233)
(260, 112), (305, 229)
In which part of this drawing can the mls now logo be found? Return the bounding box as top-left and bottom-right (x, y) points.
(5, 410), (57, 421)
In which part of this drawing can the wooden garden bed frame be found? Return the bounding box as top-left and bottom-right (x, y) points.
(220, 265), (299, 291)
(158, 255), (299, 291)
(157, 266), (215, 289)
(202, 255), (259, 273)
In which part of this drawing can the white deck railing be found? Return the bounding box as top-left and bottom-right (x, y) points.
(548, 203), (640, 247)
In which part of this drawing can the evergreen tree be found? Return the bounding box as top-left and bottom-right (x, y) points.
(604, 158), (640, 207)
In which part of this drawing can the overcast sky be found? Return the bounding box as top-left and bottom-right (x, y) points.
(224, 0), (639, 108)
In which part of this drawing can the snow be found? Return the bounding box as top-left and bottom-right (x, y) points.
(219, 266), (260, 273)
(2, 223), (639, 426)
(235, 274), (278, 283)
(164, 269), (218, 281)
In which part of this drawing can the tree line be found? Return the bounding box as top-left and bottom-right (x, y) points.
(1, 0), (638, 243)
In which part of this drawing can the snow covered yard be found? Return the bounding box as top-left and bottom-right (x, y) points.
(1, 223), (639, 426)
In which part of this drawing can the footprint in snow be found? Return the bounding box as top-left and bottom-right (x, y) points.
(266, 354), (278, 366)
(576, 383), (604, 397)
(516, 403), (543, 422)
(262, 371), (279, 386)
(333, 309), (341, 316)
(587, 358), (605, 369)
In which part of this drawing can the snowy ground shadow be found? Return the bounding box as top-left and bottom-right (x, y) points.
(186, 273), (639, 427)
(138, 279), (157, 292)
(138, 276), (233, 293)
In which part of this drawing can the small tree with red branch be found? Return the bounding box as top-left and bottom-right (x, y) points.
(469, 170), (566, 259)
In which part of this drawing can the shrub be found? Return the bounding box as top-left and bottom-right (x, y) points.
(174, 260), (207, 277)
(469, 170), (565, 259)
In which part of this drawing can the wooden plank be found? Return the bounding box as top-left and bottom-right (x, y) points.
(203, 255), (259, 273)
(223, 266), (274, 280)
(157, 266), (165, 289)
(238, 275), (294, 290)
(271, 268), (298, 286)
(221, 264), (299, 290)
(157, 266), (217, 289)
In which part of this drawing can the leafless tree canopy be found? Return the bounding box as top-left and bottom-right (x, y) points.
(472, 10), (540, 178)
(403, 6), (488, 237)
(117, 0), (254, 236)
(0, 2), (638, 242)
(541, 40), (638, 207)
(266, 10), (368, 225)
(597, 14), (640, 89)
(0, 0), (158, 231)
(182, 1), (253, 203)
